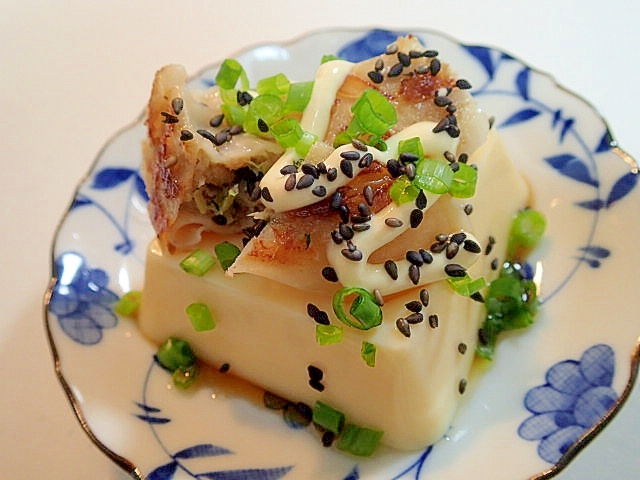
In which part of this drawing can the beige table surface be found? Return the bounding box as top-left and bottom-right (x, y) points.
(1, 1), (638, 478)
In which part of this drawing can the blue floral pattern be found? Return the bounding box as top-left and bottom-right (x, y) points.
(518, 344), (618, 464)
(49, 251), (119, 345)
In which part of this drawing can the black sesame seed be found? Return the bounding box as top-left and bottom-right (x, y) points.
(432, 116), (450, 134)
(341, 248), (363, 261)
(340, 150), (360, 161)
(409, 50), (424, 59)
(420, 249), (433, 264)
(315, 310), (330, 325)
(406, 250), (424, 266)
(322, 264), (339, 281)
(458, 343), (468, 355)
(430, 242), (447, 253)
(445, 263), (466, 277)
(374, 288), (384, 306)
(385, 217), (403, 228)
(296, 174), (315, 189)
(338, 205), (350, 223)
(284, 173), (297, 191)
(363, 185), (375, 206)
(470, 291), (485, 303)
(249, 184), (262, 201)
(486, 236), (496, 255)
(384, 260), (398, 280)
(463, 239), (482, 254)
(301, 163), (319, 178)
(326, 168), (338, 181)
(396, 318), (411, 338)
(312, 185), (327, 197)
(322, 430), (336, 447)
(257, 118), (269, 133)
(352, 224), (370, 232)
(280, 164), (297, 175)
(197, 128), (216, 142)
(415, 190), (427, 210)
(446, 104), (457, 114)
(261, 187), (273, 202)
(398, 51), (411, 67)
(359, 152), (373, 168)
(307, 303), (320, 318)
(338, 223), (354, 240)
(316, 162), (328, 174)
(434, 95), (452, 107)
(340, 159), (354, 178)
(458, 153), (469, 164)
(264, 391), (288, 410)
(447, 124), (461, 138)
(435, 233), (449, 243)
(409, 264), (420, 285)
(210, 113), (225, 127)
(284, 402), (313, 428)
(446, 242), (459, 259)
(456, 78), (472, 90)
(307, 365), (324, 381)
(309, 379), (325, 392)
(161, 111), (179, 124)
(229, 124), (243, 135)
(386, 159), (402, 178)
(420, 288), (430, 307)
(444, 151), (456, 163)
(430, 58), (441, 76)
(237, 90), (253, 106)
(367, 70), (384, 84)
(171, 97), (184, 115)
(416, 65), (430, 74)
(357, 202), (371, 217)
(399, 151), (419, 163)
(464, 204), (473, 215)
(491, 258), (500, 270)
(424, 49), (439, 58)
(459, 378), (468, 394)
(351, 138), (368, 151)
(451, 232), (467, 244)
(478, 327), (490, 345)
(330, 230), (343, 245)
(388, 62), (404, 77)
(350, 214), (371, 224)
(405, 300), (423, 313)
(180, 130), (193, 141)
(428, 313), (439, 328)
(213, 214), (227, 226)
(330, 194), (343, 212)
(404, 162), (416, 180)
(374, 58), (385, 71)
(215, 130), (231, 145)
(410, 209), (423, 228)
(219, 362), (230, 373)
(385, 43), (399, 55)
(406, 312), (424, 324)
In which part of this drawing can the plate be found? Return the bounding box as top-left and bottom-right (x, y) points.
(45, 28), (640, 479)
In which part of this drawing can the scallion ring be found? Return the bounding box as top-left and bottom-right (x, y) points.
(332, 287), (383, 330)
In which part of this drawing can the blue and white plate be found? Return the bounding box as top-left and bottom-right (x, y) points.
(45, 28), (640, 479)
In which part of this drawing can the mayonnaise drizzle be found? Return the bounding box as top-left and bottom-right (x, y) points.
(257, 56), (481, 295)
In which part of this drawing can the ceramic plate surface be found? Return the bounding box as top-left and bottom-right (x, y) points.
(45, 29), (640, 480)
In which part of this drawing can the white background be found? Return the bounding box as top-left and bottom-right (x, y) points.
(1, 1), (638, 478)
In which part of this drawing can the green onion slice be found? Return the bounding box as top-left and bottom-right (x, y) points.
(413, 158), (454, 194)
(214, 241), (241, 270)
(114, 290), (142, 317)
(397, 137), (424, 160)
(449, 163), (478, 198)
(351, 89), (397, 136)
(337, 424), (384, 456)
(243, 94), (284, 135)
(315, 324), (344, 345)
(270, 117), (304, 148)
(332, 287), (383, 330)
(215, 58), (249, 90)
(179, 249), (216, 276)
(447, 274), (487, 297)
(389, 176), (420, 205)
(508, 208), (546, 259)
(186, 302), (216, 332)
(156, 337), (196, 372)
(172, 363), (199, 389)
(361, 341), (376, 367)
(256, 73), (290, 96)
(284, 81), (314, 113)
(312, 401), (345, 434)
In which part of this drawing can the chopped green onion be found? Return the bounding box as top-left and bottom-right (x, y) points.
(256, 73), (290, 96)
(389, 176), (420, 205)
(243, 94), (284, 135)
(284, 81), (314, 113)
(315, 324), (344, 345)
(295, 130), (318, 157)
(179, 249), (216, 276)
(449, 163), (478, 198)
(413, 158), (454, 194)
(397, 137), (424, 160)
(361, 341), (376, 367)
(214, 241), (241, 270)
(270, 117), (304, 148)
(332, 287), (383, 330)
(447, 274), (487, 296)
(321, 54), (341, 63)
(215, 58), (248, 90)
(508, 208), (546, 259)
(312, 401), (345, 434)
(156, 337), (196, 372)
(186, 302), (216, 332)
(114, 290), (142, 317)
(172, 363), (199, 389)
(337, 424), (384, 456)
(350, 89), (397, 137)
